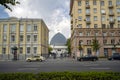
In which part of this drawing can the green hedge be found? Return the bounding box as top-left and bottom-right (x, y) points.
(0, 72), (120, 80)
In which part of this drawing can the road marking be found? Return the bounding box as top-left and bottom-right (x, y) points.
(18, 68), (38, 71)
(90, 67), (111, 70)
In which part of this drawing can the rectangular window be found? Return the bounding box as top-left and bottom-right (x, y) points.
(103, 39), (107, 44)
(117, 8), (120, 13)
(102, 24), (106, 28)
(78, 16), (82, 21)
(103, 32), (107, 36)
(78, 9), (82, 13)
(101, 9), (105, 14)
(95, 32), (98, 36)
(86, 24), (90, 28)
(93, 0), (97, 5)
(111, 39), (115, 44)
(2, 48), (6, 54)
(102, 16), (105, 21)
(20, 24), (24, 32)
(79, 32), (83, 36)
(27, 35), (31, 42)
(3, 24), (7, 32)
(3, 34), (7, 42)
(86, 16), (90, 21)
(11, 35), (15, 42)
(86, 32), (90, 36)
(86, 9), (90, 14)
(94, 16), (97, 21)
(109, 1), (112, 5)
(27, 24), (32, 32)
(94, 24), (98, 28)
(34, 24), (37, 31)
(34, 47), (37, 54)
(86, 1), (89, 5)
(116, 0), (120, 6)
(110, 32), (114, 36)
(78, 24), (82, 28)
(101, 1), (104, 6)
(87, 40), (91, 45)
(20, 35), (23, 42)
(118, 24), (120, 28)
(10, 24), (16, 32)
(78, 1), (81, 6)
(20, 47), (23, 54)
(94, 8), (97, 13)
(27, 47), (30, 54)
(118, 16), (120, 21)
(34, 35), (37, 42)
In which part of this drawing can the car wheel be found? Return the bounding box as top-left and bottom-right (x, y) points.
(92, 59), (96, 61)
(40, 59), (42, 62)
(27, 59), (31, 62)
(80, 59), (83, 61)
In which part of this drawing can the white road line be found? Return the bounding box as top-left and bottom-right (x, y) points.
(18, 68), (38, 71)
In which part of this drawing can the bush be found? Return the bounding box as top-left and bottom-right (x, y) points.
(0, 72), (120, 80)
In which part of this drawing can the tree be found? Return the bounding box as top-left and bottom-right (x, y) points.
(91, 37), (100, 55)
(48, 46), (53, 53)
(66, 38), (71, 54)
(0, 0), (20, 11)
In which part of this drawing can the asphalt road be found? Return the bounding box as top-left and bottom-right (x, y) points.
(0, 58), (120, 73)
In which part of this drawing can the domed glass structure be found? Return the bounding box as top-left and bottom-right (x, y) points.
(50, 32), (67, 46)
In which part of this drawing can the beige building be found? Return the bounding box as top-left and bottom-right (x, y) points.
(70, 0), (120, 57)
(0, 17), (49, 60)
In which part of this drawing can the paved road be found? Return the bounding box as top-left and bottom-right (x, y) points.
(0, 58), (120, 73)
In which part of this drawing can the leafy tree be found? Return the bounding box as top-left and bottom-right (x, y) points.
(0, 0), (20, 11)
(66, 38), (71, 54)
(48, 46), (53, 53)
(91, 37), (100, 55)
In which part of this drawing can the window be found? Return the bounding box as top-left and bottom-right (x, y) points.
(11, 35), (15, 42)
(94, 24), (98, 28)
(27, 35), (31, 42)
(109, 16), (114, 21)
(20, 24), (24, 32)
(34, 47), (37, 54)
(93, 0), (97, 5)
(78, 1), (81, 6)
(2, 48), (6, 54)
(110, 32), (114, 36)
(118, 24), (120, 28)
(86, 1), (89, 5)
(95, 32), (98, 36)
(20, 35), (23, 42)
(102, 16), (105, 21)
(103, 39), (107, 44)
(101, 9), (105, 14)
(86, 9), (90, 14)
(27, 47), (30, 54)
(34, 24), (37, 31)
(86, 24), (90, 28)
(116, 0), (120, 6)
(34, 35), (37, 42)
(94, 8), (97, 13)
(20, 47), (23, 54)
(110, 24), (114, 28)
(3, 24), (7, 32)
(86, 16), (90, 21)
(101, 1), (104, 6)
(87, 40), (91, 45)
(94, 16), (97, 21)
(3, 34), (7, 42)
(86, 32), (90, 36)
(78, 24), (82, 28)
(103, 32), (107, 36)
(79, 40), (83, 44)
(117, 8), (120, 13)
(109, 9), (113, 14)
(79, 32), (83, 36)
(10, 24), (16, 32)
(118, 16), (120, 21)
(109, 1), (112, 5)
(27, 24), (32, 32)
(78, 9), (82, 13)
(78, 16), (82, 21)
(102, 24), (106, 28)
(111, 39), (115, 44)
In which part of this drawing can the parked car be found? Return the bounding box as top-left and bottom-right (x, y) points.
(77, 55), (98, 61)
(26, 56), (45, 62)
(108, 53), (120, 60)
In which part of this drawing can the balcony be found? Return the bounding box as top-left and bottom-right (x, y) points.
(108, 5), (113, 8)
(86, 20), (91, 24)
(86, 5), (90, 8)
(109, 12), (114, 16)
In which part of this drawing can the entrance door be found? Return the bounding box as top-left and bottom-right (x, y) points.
(87, 48), (92, 55)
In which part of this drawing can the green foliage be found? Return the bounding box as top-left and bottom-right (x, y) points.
(48, 46), (53, 53)
(0, 0), (20, 11)
(0, 72), (120, 80)
(91, 37), (101, 54)
(66, 38), (71, 54)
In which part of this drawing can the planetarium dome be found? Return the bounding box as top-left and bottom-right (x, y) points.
(50, 33), (67, 46)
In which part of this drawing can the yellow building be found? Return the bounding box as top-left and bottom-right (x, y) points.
(70, 0), (120, 57)
(0, 17), (49, 60)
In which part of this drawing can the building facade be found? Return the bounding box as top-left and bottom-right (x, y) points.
(0, 17), (49, 60)
(70, 0), (120, 58)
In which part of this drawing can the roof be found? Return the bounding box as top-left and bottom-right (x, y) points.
(50, 33), (67, 46)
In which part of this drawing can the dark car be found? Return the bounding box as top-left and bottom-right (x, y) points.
(108, 53), (120, 60)
(77, 55), (98, 61)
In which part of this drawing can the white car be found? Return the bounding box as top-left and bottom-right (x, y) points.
(26, 56), (45, 62)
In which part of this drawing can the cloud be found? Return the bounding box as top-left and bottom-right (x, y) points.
(5, 0), (70, 42)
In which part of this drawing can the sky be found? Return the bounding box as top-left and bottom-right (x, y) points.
(0, 0), (71, 42)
